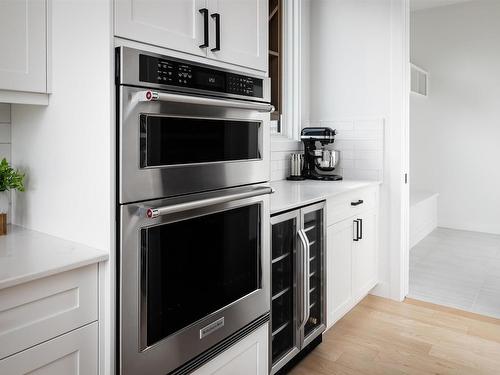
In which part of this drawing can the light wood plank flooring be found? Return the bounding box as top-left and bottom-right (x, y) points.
(289, 295), (500, 375)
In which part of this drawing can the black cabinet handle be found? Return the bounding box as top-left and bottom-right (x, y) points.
(351, 199), (364, 206)
(211, 13), (221, 51)
(358, 218), (363, 240)
(199, 8), (209, 48)
(353, 220), (360, 242)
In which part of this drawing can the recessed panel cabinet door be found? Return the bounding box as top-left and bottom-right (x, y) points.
(0, 0), (47, 93)
(352, 210), (378, 297)
(208, 0), (267, 72)
(115, 0), (208, 57)
(326, 218), (354, 328)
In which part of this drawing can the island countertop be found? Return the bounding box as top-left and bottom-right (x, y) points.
(0, 225), (108, 290)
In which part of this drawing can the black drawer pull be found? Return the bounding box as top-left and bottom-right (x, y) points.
(211, 13), (221, 51)
(199, 8), (209, 48)
(351, 199), (364, 206)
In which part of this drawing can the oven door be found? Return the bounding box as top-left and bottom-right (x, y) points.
(118, 85), (272, 204)
(119, 185), (271, 375)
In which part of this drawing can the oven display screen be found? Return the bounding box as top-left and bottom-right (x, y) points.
(194, 70), (225, 90)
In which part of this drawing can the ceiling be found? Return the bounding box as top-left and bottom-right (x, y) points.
(411, 0), (475, 11)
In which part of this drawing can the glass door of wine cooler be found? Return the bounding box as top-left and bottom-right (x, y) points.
(270, 211), (300, 374)
(300, 202), (326, 347)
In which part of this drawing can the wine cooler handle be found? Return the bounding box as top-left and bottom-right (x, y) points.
(299, 229), (311, 330)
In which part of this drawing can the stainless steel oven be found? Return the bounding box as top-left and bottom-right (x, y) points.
(117, 47), (274, 375)
(119, 185), (271, 375)
(117, 47), (273, 204)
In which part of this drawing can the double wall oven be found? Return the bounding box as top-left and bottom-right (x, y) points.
(117, 47), (274, 375)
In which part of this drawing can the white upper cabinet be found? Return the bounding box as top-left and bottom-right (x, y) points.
(0, 0), (47, 95)
(115, 0), (208, 57)
(207, 0), (268, 72)
(114, 0), (268, 72)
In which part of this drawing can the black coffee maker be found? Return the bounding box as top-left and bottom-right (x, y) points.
(301, 127), (342, 181)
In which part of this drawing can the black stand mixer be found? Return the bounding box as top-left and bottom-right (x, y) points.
(300, 127), (343, 181)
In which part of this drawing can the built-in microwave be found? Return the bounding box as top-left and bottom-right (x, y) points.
(117, 47), (273, 204)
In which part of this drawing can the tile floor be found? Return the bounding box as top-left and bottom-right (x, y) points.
(409, 227), (500, 318)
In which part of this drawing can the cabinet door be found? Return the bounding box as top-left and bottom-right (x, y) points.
(0, 0), (46, 93)
(0, 322), (98, 375)
(352, 210), (378, 298)
(208, 0), (267, 71)
(115, 0), (208, 57)
(326, 218), (355, 328)
(300, 203), (325, 346)
(270, 211), (300, 372)
(192, 322), (268, 375)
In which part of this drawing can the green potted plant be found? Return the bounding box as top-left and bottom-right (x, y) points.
(0, 158), (25, 235)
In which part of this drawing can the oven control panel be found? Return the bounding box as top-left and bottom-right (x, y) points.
(138, 54), (264, 99)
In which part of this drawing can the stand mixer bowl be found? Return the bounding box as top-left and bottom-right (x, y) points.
(314, 149), (340, 171)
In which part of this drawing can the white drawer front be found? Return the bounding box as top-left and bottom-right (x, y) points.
(0, 264), (98, 359)
(0, 321), (98, 375)
(192, 322), (268, 375)
(327, 186), (378, 226)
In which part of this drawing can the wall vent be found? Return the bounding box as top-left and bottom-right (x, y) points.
(411, 63), (428, 97)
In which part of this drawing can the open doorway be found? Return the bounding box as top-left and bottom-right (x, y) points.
(408, 0), (500, 318)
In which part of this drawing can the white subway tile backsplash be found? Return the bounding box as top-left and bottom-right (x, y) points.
(354, 119), (382, 130)
(353, 140), (383, 151)
(321, 120), (354, 131)
(271, 118), (384, 181)
(342, 168), (381, 180)
(0, 104), (10, 123)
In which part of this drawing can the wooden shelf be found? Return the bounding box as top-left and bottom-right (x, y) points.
(269, 49), (279, 57)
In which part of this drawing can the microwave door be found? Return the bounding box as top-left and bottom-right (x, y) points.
(118, 85), (271, 203)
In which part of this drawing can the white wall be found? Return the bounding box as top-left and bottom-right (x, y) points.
(411, 0), (500, 235)
(11, 0), (114, 250)
(307, 0), (407, 299)
(0, 104), (12, 221)
(10, 2), (115, 374)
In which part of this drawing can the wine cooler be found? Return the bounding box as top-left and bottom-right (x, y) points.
(269, 202), (326, 374)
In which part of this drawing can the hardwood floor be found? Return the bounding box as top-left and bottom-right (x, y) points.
(289, 295), (500, 375)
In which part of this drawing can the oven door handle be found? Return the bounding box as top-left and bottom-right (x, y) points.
(146, 186), (273, 218)
(137, 90), (275, 113)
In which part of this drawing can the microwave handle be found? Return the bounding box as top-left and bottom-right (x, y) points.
(146, 186), (273, 218)
(137, 90), (275, 113)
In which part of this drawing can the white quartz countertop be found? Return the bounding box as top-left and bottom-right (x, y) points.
(0, 225), (108, 291)
(270, 179), (382, 214)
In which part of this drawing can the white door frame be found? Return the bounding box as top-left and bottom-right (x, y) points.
(389, 0), (411, 301)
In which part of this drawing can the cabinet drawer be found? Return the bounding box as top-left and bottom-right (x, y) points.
(192, 322), (268, 375)
(0, 322), (98, 375)
(326, 186), (378, 226)
(0, 264), (98, 359)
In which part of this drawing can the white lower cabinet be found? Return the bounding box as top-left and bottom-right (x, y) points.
(193, 322), (268, 375)
(352, 210), (378, 297)
(326, 187), (379, 328)
(0, 322), (98, 375)
(327, 218), (354, 327)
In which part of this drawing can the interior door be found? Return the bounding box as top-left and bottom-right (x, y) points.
(207, 0), (268, 72)
(326, 218), (354, 327)
(0, 0), (46, 93)
(115, 0), (208, 57)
